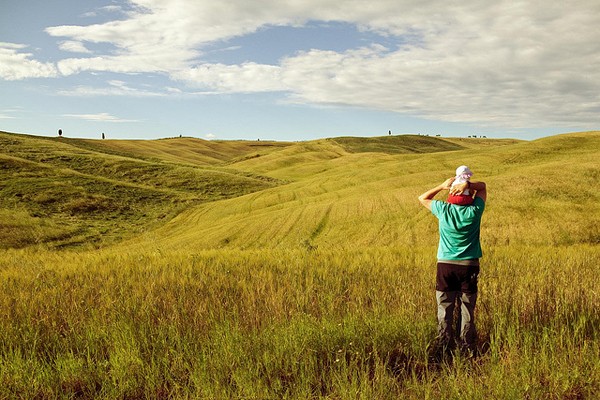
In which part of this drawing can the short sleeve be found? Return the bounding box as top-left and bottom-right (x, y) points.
(472, 197), (486, 216)
(430, 200), (442, 217)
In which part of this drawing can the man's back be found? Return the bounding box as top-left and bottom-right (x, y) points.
(431, 197), (485, 261)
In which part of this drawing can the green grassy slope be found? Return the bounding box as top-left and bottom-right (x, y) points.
(1, 130), (598, 398)
(65, 136), (293, 166)
(228, 134), (517, 180)
(135, 131), (600, 252)
(2, 130), (598, 250)
(1, 131), (505, 250)
(330, 134), (465, 154)
(0, 131), (280, 248)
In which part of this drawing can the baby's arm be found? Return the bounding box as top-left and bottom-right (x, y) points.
(450, 181), (486, 201)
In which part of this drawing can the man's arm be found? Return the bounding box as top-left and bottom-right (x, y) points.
(418, 178), (454, 210)
(450, 181), (487, 202)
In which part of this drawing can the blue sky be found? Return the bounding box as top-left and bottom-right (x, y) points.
(1, 0), (599, 141)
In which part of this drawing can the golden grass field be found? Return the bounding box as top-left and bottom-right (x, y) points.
(0, 130), (598, 398)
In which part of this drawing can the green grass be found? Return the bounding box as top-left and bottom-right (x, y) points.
(0, 131), (281, 249)
(135, 131), (599, 251)
(0, 129), (599, 398)
(0, 246), (597, 398)
(330, 134), (466, 154)
(65, 136), (293, 166)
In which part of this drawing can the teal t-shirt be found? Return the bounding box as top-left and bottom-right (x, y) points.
(430, 197), (485, 261)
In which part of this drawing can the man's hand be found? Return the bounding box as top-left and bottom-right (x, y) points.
(418, 177), (454, 210)
(441, 177), (455, 190)
(450, 181), (468, 195)
(451, 181), (487, 202)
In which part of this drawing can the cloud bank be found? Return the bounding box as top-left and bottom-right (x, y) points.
(3, 0), (600, 129)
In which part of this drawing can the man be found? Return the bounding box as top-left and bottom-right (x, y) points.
(418, 174), (487, 358)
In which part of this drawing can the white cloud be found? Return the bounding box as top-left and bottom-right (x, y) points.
(58, 41), (92, 54)
(82, 5), (125, 18)
(165, 86), (183, 94)
(284, 2), (600, 128)
(57, 79), (198, 98)
(0, 42), (57, 80)
(204, 133), (216, 139)
(174, 62), (286, 92)
(56, 53), (185, 76)
(62, 112), (138, 123)
(32, 0), (600, 128)
(58, 79), (166, 97)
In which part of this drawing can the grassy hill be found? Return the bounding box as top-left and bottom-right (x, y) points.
(0, 131), (281, 248)
(65, 136), (294, 166)
(1, 129), (599, 398)
(2, 130), (598, 250)
(128, 131), (599, 252)
(330, 134), (465, 154)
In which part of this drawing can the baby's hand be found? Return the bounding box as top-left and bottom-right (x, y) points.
(450, 182), (469, 195)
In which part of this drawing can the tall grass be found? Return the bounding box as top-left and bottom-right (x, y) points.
(2, 131), (598, 397)
(0, 245), (597, 398)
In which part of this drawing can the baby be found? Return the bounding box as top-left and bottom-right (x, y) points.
(447, 165), (474, 205)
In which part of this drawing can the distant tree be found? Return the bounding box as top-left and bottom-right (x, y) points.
(102, 132), (105, 140)
(58, 129), (62, 137)
(389, 130), (392, 135)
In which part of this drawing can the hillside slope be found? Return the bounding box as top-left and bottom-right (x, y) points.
(0, 131), (280, 248)
(131, 131), (599, 251)
(66, 136), (293, 166)
(3, 130), (597, 250)
(330, 134), (464, 154)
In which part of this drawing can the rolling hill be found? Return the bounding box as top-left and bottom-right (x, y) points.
(0, 131), (281, 248)
(2, 129), (598, 250)
(1, 129), (599, 398)
(134, 131), (598, 252)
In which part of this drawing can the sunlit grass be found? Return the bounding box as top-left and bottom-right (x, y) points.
(0, 131), (280, 249)
(0, 246), (597, 398)
(1, 130), (599, 398)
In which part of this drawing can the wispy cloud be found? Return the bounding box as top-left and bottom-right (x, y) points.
(0, 107), (25, 119)
(6, 0), (600, 129)
(81, 5), (124, 18)
(58, 80), (167, 97)
(62, 112), (138, 123)
(58, 41), (92, 54)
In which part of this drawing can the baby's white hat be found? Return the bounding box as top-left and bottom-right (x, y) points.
(455, 165), (473, 177)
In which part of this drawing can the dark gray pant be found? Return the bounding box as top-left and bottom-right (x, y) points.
(436, 290), (477, 351)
